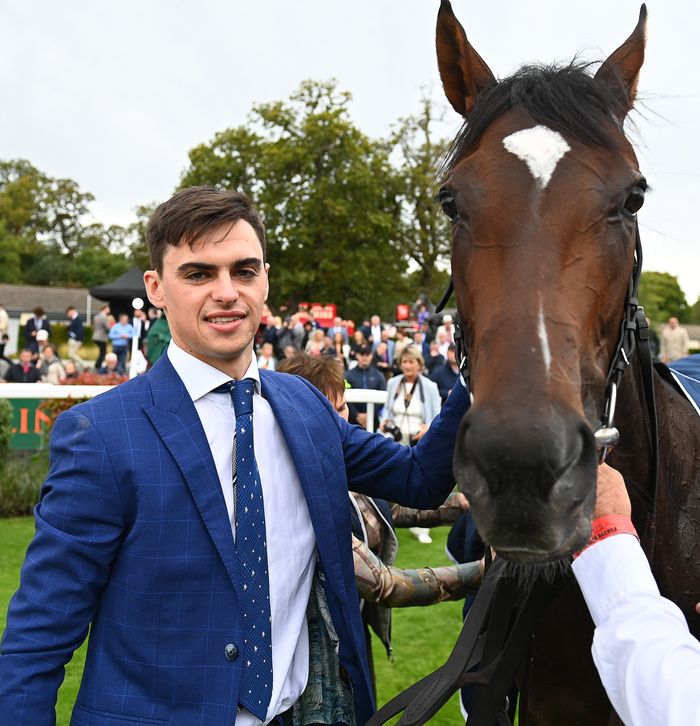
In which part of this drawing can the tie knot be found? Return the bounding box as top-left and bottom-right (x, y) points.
(230, 378), (255, 416)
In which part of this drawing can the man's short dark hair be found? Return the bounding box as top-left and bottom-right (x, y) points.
(146, 186), (267, 273)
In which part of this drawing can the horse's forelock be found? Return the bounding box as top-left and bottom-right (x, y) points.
(440, 62), (632, 177)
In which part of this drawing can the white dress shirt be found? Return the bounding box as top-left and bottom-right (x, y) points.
(167, 342), (317, 725)
(572, 534), (700, 725)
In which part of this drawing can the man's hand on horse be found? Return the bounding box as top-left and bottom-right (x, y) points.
(594, 463), (632, 519)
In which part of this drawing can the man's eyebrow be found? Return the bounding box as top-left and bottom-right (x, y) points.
(176, 258), (263, 274)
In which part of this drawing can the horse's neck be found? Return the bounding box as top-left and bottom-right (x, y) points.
(614, 356), (700, 619)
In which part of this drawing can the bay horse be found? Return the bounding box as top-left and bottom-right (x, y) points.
(434, 2), (700, 723)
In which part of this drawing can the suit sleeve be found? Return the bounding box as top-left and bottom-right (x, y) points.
(343, 379), (469, 509)
(0, 405), (126, 724)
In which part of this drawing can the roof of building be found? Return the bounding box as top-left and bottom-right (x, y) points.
(0, 283), (106, 319)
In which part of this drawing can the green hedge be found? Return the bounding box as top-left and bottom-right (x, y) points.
(48, 323), (94, 346)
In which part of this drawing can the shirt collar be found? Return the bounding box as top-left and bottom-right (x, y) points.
(167, 340), (261, 402)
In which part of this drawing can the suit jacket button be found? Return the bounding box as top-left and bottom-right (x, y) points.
(225, 643), (238, 661)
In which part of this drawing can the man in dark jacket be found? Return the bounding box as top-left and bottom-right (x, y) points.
(430, 344), (460, 402)
(66, 307), (84, 361)
(4, 349), (42, 383)
(345, 344), (387, 429)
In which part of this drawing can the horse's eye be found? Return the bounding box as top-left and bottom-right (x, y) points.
(622, 185), (646, 217)
(439, 189), (459, 221)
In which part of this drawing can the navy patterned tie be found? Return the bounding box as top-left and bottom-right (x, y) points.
(225, 379), (273, 720)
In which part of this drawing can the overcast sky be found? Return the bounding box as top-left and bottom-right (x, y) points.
(2, 0), (699, 304)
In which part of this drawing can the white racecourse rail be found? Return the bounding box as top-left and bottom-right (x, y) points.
(0, 385), (389, 433)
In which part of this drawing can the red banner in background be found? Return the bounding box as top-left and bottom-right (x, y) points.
(298, 302), (337, 328)
(396, 304), (410, 321)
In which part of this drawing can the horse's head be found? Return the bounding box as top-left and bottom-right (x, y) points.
(436, 1), (648, 563)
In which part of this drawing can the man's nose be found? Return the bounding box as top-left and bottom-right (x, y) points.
(211, 273), (240, 302)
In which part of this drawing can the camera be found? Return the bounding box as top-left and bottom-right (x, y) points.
(381, 421), (403, 442)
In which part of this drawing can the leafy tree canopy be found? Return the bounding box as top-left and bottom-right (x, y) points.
(180, 80), (440, 320)
(638, 271), (689, 325)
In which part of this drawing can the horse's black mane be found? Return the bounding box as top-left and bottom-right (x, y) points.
(442, 62), (631, 173)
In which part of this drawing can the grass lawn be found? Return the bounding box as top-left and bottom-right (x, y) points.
(1, 517), (466, 725)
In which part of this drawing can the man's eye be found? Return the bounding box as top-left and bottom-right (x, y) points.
(186, 272), (207, 281)
(236, 269), (257, 278)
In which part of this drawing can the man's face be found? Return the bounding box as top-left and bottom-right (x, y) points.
(371, 315), (380, 326)
(144, 220), (269, 379)
(119, 314), (129, 324)
(19, 350), (32, 365)
(357, 352), (372, 368)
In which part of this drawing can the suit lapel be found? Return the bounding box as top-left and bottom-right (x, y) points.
(143, 356), (240, 586)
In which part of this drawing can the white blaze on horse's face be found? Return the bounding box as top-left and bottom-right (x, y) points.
(537, 291), (552, 376)
(502, 125), (571, 189)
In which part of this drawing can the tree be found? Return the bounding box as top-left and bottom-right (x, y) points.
(0, 158), (133, 287)
(390, 97), (453, 302)
(179, 80), (408, 320)
(638, 271), (689, 324)
(688, 295), (700, 325)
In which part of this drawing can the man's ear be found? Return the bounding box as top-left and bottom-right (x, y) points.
(144, 270), (164, 308)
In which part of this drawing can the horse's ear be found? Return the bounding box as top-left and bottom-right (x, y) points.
(436, 0), (496, 117)
(594, 4), (647, 116)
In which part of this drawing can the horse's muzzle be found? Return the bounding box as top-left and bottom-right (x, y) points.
(453, 404), (597, 562)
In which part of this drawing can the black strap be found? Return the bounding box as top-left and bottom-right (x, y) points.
(634, 309), (659, 561)
(367, 561), (557, 726)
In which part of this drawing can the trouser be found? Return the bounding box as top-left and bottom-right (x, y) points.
(95, 340), (107, 366)
(67, 338), (82, 360)
(114, 346), (128, 372)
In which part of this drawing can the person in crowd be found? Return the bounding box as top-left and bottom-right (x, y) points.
(300, 318), (315, 351)
(37, 343), (66, 384)
(263, 316), (283, 358)
(392, 327), (410, 371)
(65, 306), (84, 361)
(97, 351), (124, 375)
(108, 312), (135, 372)
(425, 339), (446, 374)
(372, 340), (393, 380)
(257, 341), (277, 371)
(62, 359), (80, 380)
(23, 306), (51, 354)
(133, 308), (148, 354)
(435, 329), (452, 359)
(328, 316), (349, 344)
(277, 352), (482, 687)
(33, 328), (50, 363)
(145, 310), (171, 366)
(413, 329), (431, 361)
(0, 186), (469, 726)
(436, 314), (456, 344)
(329, 331), (351, 369)
(572, 463), (700, 726)
(381, 345), (443, 545)
(345, 343), (387, 429)
(0, 333), (11, 364)
(430, 343), (460, 403)
(349, 329), (369, 367)
(4, 348), (42, 383)
(368, 314), (384, 351)
(304, 327), (326, 356)
(282, 345), (299, 360)
(92, 303), (111, 365)
(660, 316), (690, 363)
(0, 303), (8, 338)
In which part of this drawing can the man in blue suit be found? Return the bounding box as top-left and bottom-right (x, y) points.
(0, 186), (469, 726)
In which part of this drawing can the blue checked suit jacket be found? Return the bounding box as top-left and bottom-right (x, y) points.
(0, 353), (469, 725)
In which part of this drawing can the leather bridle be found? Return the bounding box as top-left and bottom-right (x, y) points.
(368, 222), (661, 726)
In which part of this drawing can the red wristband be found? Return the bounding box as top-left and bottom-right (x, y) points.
(573, 514), (639, 559)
